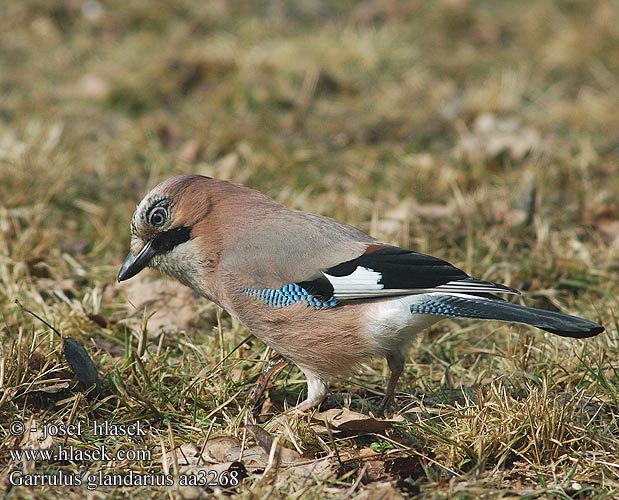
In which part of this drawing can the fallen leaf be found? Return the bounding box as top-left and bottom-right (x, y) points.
(312, 409), (404, 433)
(356, 481), (407, 500)
(174, 442), (208, 466)
(245, 424), (274, 452)
(200, 436), (241, 463)
(365, 459), (388, 481)
(32, 382), (71, 394)
(456, 113), (542, 165)
(169, 438), (279, 472)
(172, 438), (259, 469)
(115, 274), (203, 332)
(63, 337), (102, 398)
(245, 424), (303, 463)
(283, 457), (332, 478)
(240, 446), (271, 469)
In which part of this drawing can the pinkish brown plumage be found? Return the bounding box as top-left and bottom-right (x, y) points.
(118, 175), (604, 410)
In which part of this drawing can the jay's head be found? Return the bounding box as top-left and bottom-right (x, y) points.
(117, 175), (212, 283)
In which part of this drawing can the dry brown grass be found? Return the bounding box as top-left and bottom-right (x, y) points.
(1, 1), (618, 498)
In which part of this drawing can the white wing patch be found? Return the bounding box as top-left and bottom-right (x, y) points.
(324, 266), (385, 299)
(324, 266), (519, 300)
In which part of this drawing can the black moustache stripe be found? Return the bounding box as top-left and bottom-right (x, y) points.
(151, 226), (192, 255)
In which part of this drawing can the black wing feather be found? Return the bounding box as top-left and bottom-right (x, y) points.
(326, 247), (468, 289)
(296, 247), (517, 300)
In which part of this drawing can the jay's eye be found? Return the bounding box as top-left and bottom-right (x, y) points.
(149, 207), (167, 227)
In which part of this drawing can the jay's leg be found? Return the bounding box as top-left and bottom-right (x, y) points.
(294, 368), (328, 411)
(381, 349), (405, 409)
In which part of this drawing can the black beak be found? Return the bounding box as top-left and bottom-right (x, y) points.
(117, 240), (155, 282)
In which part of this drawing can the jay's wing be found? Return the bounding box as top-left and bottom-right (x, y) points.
(300, 245), (519, 301)
(225, 210), (514, 301)
(299, 246), (602, 338)
(231, 227), (603, 338)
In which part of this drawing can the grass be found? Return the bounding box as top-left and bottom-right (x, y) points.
(1, 0), (618, 498)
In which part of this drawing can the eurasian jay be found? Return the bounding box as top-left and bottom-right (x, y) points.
(118, 175), (604, 410)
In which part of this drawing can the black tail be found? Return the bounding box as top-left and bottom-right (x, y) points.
(410, 294), (604, 338)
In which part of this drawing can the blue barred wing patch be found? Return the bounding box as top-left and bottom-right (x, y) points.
(410, 297), (461, 317)
(242, 283), (338, 309)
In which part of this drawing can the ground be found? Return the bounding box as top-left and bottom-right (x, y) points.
(1, 1), (618, 499)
